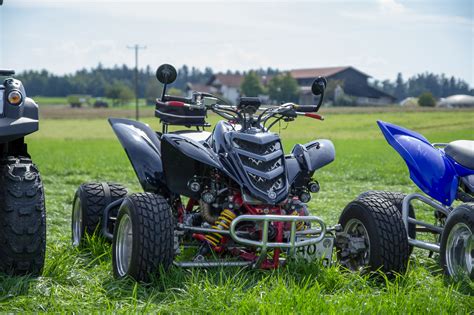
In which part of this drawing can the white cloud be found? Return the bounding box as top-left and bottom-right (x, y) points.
(378, 0), (406, 14)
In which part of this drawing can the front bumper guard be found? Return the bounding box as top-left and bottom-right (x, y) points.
(229, 214), (328, 267)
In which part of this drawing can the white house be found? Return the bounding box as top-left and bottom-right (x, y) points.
(206, 74), (243, 105)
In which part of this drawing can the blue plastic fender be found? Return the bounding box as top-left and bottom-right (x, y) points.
(109, 118), (165, 192)
(377, 120), (459, 205)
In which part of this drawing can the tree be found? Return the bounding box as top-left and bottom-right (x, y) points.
(105, 81), (134, 106)
(394, 72), (406, 100)
(240, 71), (265, 97)
(418, 92), (436, 107)
(268, 73), (299, 103)
(167, 87), (183, 96)
(118, 85), (134, 105)
(145, 78), (163, 105)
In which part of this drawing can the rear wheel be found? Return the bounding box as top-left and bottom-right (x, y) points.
(0, 157), (46, 276)
(358, 190), (416, 254)
(440, 203), (473, 280)
(71, 182), (127, 246)
(112, 193), (174, 282)
(338, 196), (409, 274)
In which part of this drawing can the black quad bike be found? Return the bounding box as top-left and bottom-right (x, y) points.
(0, 69), (46, 276)
(71, 65), (409, 282)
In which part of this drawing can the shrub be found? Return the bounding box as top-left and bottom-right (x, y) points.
(418, 92), (436, 107)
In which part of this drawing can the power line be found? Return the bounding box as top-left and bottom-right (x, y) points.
(127, 44), (147, 121)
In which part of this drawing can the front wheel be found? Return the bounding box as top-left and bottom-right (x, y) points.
(440, 203), (473, 280)
(0, 157), (46, 276)
(337, 196), (409, 275)
(112, 193), (174, 282)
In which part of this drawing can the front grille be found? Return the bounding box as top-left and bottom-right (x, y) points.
(247, 173), (285, 192)
(233, 138), (281, 155)
(240, 154), (282, 172)
(232, 135), (286, 198)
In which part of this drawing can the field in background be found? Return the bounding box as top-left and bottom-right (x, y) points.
(1, 110), (473, 312)
(34, 96), (148, 108)
(38, 103), (474, 120)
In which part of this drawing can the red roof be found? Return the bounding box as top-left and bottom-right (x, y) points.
(290, 66), (370, 79)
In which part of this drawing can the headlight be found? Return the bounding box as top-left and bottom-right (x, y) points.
(7, 90), (22, 105)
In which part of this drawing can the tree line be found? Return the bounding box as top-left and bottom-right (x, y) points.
(15, 64), (473, 103)
(372, 72), (473, 100)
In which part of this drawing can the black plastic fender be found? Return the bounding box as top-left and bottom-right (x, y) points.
(161, 133), (240, 198)
(108, 118), (165, 192)
(162, 134), (222, 169)
(0, 77), (39, 143)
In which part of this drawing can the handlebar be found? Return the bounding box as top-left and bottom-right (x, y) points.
(293, 105), (319, 113)
(163, 95), (192, 103)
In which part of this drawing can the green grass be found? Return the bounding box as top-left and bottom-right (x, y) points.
(1, 110), (473, 312)
(34, 96), (148, 108)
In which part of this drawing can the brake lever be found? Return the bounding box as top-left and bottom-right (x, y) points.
(299, 112), (324, 121)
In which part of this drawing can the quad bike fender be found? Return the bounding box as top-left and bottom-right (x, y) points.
(108, 118), (165, 192)
(161, 133), (238, 198)
(377, 120), (458, 205)
(161, 133), (228, 172)
(1, 77), (39, 143)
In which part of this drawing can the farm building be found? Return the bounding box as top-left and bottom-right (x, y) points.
(204, 74), (272, 104)
(290, 67), (396, 106)
(438, 94), (474, 108)
(205, 74), (244, 104)
(190, 66), (395, 106)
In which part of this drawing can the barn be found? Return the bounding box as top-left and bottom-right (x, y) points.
(290, 67), (396, 106)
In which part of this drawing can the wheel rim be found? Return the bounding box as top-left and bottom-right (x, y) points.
(115, 213), (133, 277)
(72, 197), (83, 247)
(446, 222), (473, 279)
(343, 218), (371, 271)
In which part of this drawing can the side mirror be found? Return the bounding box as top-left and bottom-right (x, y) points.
(156, 64), (177, 85)
(311, 77), (327, 96)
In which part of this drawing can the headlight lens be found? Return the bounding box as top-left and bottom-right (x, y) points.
(7, 90), (22, 105)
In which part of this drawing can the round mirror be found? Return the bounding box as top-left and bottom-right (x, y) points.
(311, 77), (327, 96)
(156, 64), (177, 84)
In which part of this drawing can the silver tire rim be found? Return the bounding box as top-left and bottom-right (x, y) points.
(72, 197), (83, 247)
(115, 213), (133, 277)
(344, 218), (371, 271)
(446, 222), (473, 279)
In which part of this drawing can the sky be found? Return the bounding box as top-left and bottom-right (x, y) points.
(0, 0), (473, 85)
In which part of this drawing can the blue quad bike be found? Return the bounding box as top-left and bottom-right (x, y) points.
(0, 69), (46, 276)
(341, 121), (473, 280)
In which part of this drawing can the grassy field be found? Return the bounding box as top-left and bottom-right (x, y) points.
(33, 96), (148, 108)
(1, 110), (473, 312)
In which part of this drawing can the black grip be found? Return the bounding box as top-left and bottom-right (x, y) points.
(164, 95), (192, 103)
(295, 105), (318, 112)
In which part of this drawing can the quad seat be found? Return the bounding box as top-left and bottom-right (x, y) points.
(445, 140), (474, 169)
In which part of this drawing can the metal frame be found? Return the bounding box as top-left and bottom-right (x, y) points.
(230, 214), (327, 267)
(402, 193), (451, 253)
(107, 201), (332, 268)
(102, 198), (125, 240)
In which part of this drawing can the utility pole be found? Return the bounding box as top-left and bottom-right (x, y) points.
(127, 44), (146, 121)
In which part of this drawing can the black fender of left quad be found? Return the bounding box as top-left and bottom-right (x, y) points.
(109, 118), (165, 192)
